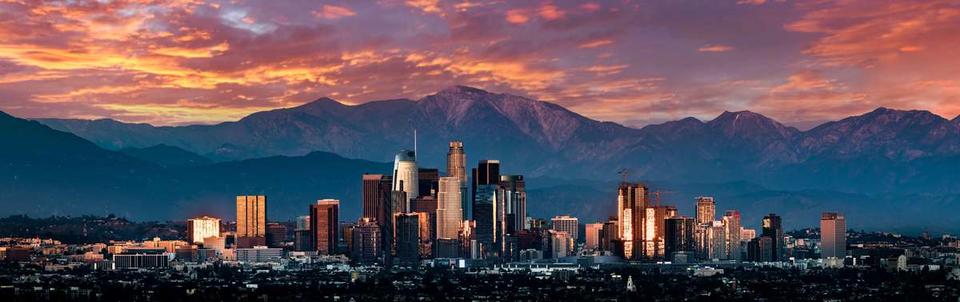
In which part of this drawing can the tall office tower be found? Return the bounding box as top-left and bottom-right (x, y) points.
(236, 195), (266, 248)
(339, 221), (355, 254)
(393, 150), (419, 209)
(747, 236), (774, 262)
(617, 183), (647, 260)
(548, 230), (571, 259)
(418, 168), (440, 198)
(351, 218), (381, 265)
(187, 216), (220, 245)
(705, 221), (727, 260)
(447, 141), (467, 181)
(294, 216), (312, 251)
(436, 177), (463, 239)
(642, 206), (669, 259)
(761, 213), (784, 261)
(396, 213), (421, 265)
(584, 223), (603, 250)
(599, 219), (618, 253)
(500, 175), (526, 235)
(664, 216), (696, 260)
(471, 160), (501, 218)
(821, 212), (846, 259)
(473, 183), (500, 257)
(362, 174), (393, 223)
(551, 215), (580, 242)
(693, 196), (716, 259)
(695, 197), (716, 224)
(415, 212), (432, 258)
(310, 199), (340, 255)
(722, 210), (742, 260)
(265, 222), (287, 248)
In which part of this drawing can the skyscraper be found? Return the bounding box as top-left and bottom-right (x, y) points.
(722, 210), (742, 261)
(761, 213), (784, 261)
(447, 140), (466, 181)
(396, 213), (421, 265)
(447, 141), (469, 220)
(310, 199), (340, 255)
(265, 222), (287, 248)
(473, 183), (499, 257)
(584, 223), (603, 250)
(500, 175), (526, 234)
(551, 215), (580, 242)
(695, 197), (716, 225)
(821, 212), (846, 259)
(436, 176), (463, 240)
(417, 168), (439, 198)
(664, 216), (696, 260)
(350, 217), (381, 265)
(642, 206), (669, 259)
(471, 160), (501, 218)
(362, 174), (393, 223)
(294, 215), (312, 251)
(187, 216), (220, 245)
(236, 195), (266, 248)
(393, 150), (419, 209)
(617, 183), (647, 260)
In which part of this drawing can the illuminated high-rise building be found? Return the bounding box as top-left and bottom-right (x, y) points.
(393, 150), (419, 209)
(447, 141), (467, 181)
(187, 216), (220, 245)
(447, 141), (469, 219)
(722, 210), (742, 260)
(820, 212), (846, 259)
(695, 197), (716, 225)
(500, 175), (526, 234)
(310, 199), (340, 255)
(584, 223), (603, 250)
(236, 195), (266, 248)
(551, 215), (579, 242)
(617, 183), (647, 260)
(642, 206), (669, 259)
(436, 176), (463, 240)
(761, 213), (784, 261)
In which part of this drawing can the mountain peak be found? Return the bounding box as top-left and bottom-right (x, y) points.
(438, 85), (491, 95)
(707, 110), (797, 140)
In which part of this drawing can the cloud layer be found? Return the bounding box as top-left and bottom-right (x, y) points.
(0, 0), (957, 127)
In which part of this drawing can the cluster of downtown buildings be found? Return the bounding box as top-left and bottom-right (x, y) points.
(149, 140), (854, 268)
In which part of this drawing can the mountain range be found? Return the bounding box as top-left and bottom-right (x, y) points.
(39, 86), (960, 194)
(3, 86), (960, 232)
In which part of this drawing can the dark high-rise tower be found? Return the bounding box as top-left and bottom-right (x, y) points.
(664, 216), (696, 260)
(396, 213), (421, 265)
(761, 213), (784, 261)
(362, 174), (392, 223)
(418, 168), (439, 198)
(310, 199), (340, 255)
(500, 175), (526, 235)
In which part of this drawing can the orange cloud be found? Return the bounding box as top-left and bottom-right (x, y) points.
(579, 39), (614, 49)
(314, 5), (357, 20)
(406, 0), (441, 14)
(698, 44), (734, 52)
(538, 4), (565, 20)
(505, 9), (529, 24)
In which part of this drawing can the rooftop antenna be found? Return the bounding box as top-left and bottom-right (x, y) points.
(414, 128), (418, 157)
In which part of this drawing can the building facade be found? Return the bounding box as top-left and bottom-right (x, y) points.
(310, 199), (340, 255)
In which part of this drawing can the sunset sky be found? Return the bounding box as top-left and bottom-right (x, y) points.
(0, 0), (958, 128)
